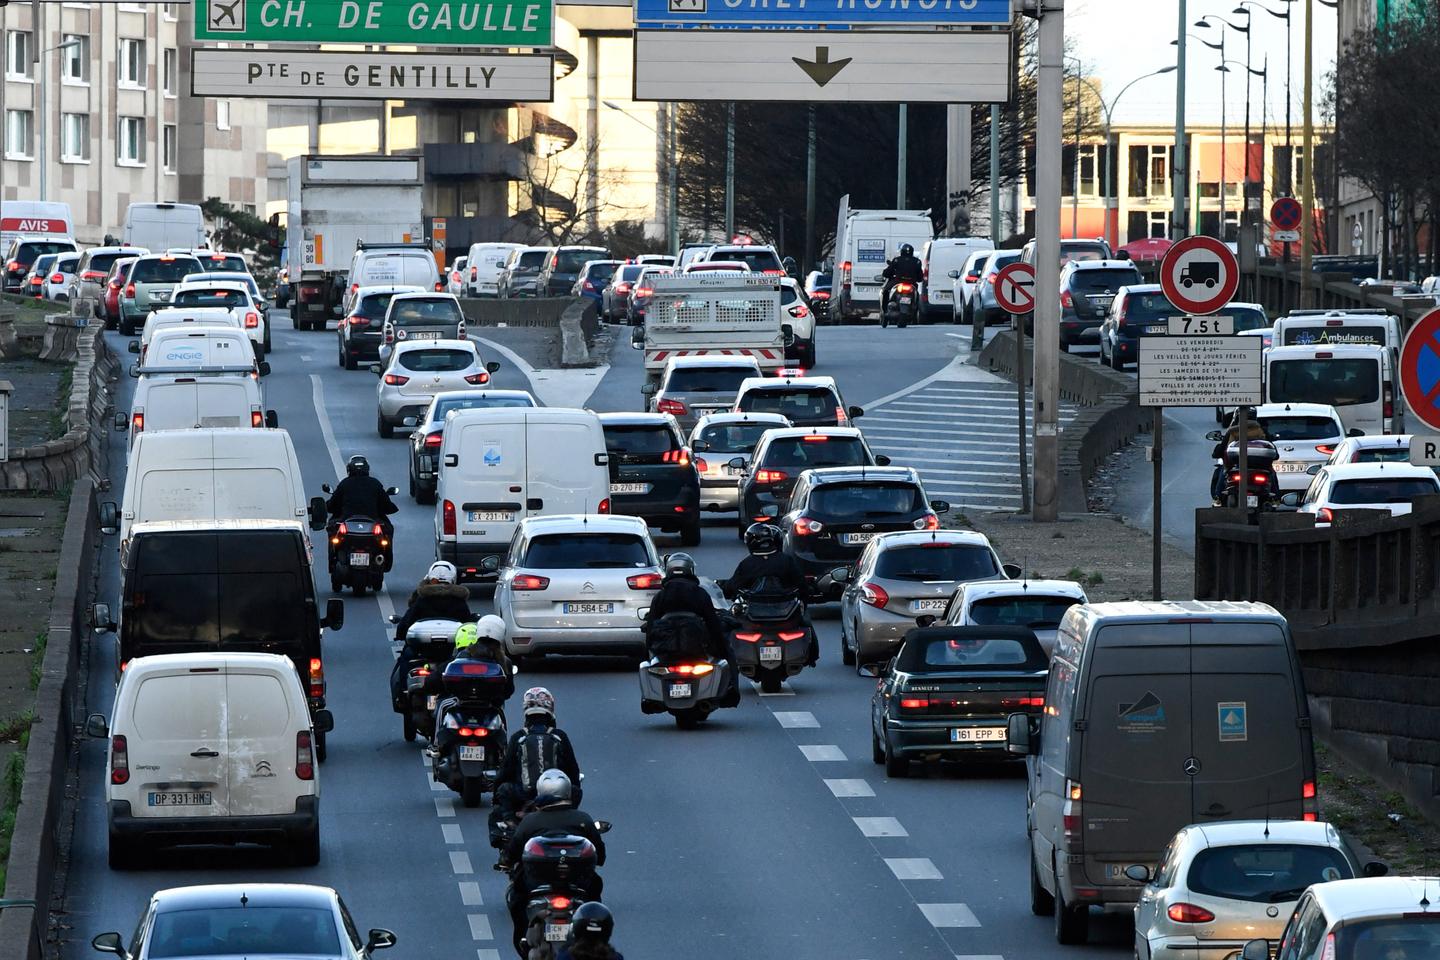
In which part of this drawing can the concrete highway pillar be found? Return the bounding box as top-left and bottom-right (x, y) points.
(1032, 0), (1064, 521)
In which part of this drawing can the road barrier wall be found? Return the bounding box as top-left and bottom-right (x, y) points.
(1196, 501), (1440, 824)
(458, 297), (573, 328)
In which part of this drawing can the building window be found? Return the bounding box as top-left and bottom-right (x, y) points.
(1128, 145), (1173, 198)
(118, 38), (145, 89)
(5, 109), (33, 159)
(162, 47), (177, 96)
(6, 31), (33, 81)
(162, 123), (176, 173)
(162, 3), (178, 20)
(216, 99), (230, 130)
(61, 113), (90, 161)
(61, 35), (89, 84)
(118, 115), (145, 165)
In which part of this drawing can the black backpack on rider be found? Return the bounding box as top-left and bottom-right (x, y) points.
(517, 730), (563, 796)
(646, 611), (709, 662)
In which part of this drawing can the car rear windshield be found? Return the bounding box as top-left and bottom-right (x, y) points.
(356, 292), (404, 320)
(1070, 268), (1140, 294)
(696, 421), (776, 453)
(1281, 324), (1389, 347)
(585, 262), (618, 282)
(761, 436), (868, 469)
(433, 395), (533, 422)
(1330, 477), (1438, 504)
(1058, 243), (1108, 264)
(173, 289), (247, 309)
(54, 254), (79, 271)
(666, 366), (755, 393)
(1355, 446), (1411, 463)
(522, 533), (651, 569)
(189, 273), (259, 296)
(1269, 358), (1380, 406)
(1185, 844), (1352, 904)
(900, 633), (1046, 672)
(1334, 917), (1440, 959)
(808, 482), (925, 519)
(737, 387), (839, 421)
(556, 249), (606, 272)
(618, 265), (644, 282)
(30, 255), (56, 275)
(110, 261), (137, 282)
(398, 349), (473, 373)
(197, 254), (247, 272)
(604, 424), (679, 459)
(966, 595), (1080, 628)
(517, 250), (550, 270)
(132, 257), (202, 283)
(1120, 292), (1175, 323)
(147, 907), (341, 958)
(711, 249), (783, 272)
(873, 544), (998, 582)
(1258, 416), (1342, 441)
(390, 299), (462, 326)
(16, 242), (73, 263)
(986, 252), (1022, 274)
(1230, 305), (1269, 332)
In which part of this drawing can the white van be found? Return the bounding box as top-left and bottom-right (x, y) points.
(137, 326), (265, 379)
(119, 375), (273, 448)
(832, 198), (935, 321)
(1265, 343), (1399, 436)
(103, 427), (324, 551)
(466, 241), (523, 297)
(1272, 310), (1401, 369)
(85, 651), (329, 868)
(919, 238), (992, 322)
(122, 202), (207, 252)
(0, 200), (73, 249)
(345, 243), (442, 314)
(435, 408), (611, 580)
(136, 308), (241, 358)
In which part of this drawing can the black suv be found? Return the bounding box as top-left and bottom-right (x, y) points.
(599, 413), (702, 545)
(779, 467), (948, 581)
(1056, 259), (1142, 351)
(734, 428), (888, 534)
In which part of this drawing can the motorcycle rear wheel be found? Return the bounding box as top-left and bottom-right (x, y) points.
(673, 708), (704, 729)
(402, 715), (416, 742)
(759, 672), (783, 694)
(461, 776), (484, 808)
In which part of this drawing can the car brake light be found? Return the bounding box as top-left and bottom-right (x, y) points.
(793, 516), (823, 535)
(636, 286), (652, 297)
(131, 412), (144, 432)
(1302, 778), (1319, 820)
(351, 282), (360, 295)
(1315, 351), (1332, 359)
(859, 583), (889, 607)
(251, 410), (264, 428)
(1384, 383), (1394, 419)
(347, 316), (370, 327)
(442, 499), (456, 536)
(626, 573), (663, 590)
(657, 398), (687, 416)
(616, 282), (631, 293)
(811, 290), (830, 299)
(308, 657), (324, 699)
(1167, 903), (1216, 924)
(660, 448), (691, 466)
(755, 470), (788, 489)
(470, 266), (477, 279)
(899, 697), (930, 710)
(791, 303), (810, 319)
(383, 373), (409, 385)
(295, 731), (314, 780)
(512, 574), (550, 590)
(464, 372), (491, 385)
(424, 431), (443, 449)
(4, 260), (17, 271)
(598, 498), (610, 514)
(1060, 290), (1073, 308)
(244, 311), (259, 329)
(1063, 779), (1083, 845)
(734, 632), (761, 643)
(1010, 696), (1045, 707)
(1315, 444), (1335, 455)
(1317, 507), (1334, 524)
(434, 281), (443, 291)
(836, 405), (848, 424)
(125, 283), (135, 297)
(50, 272), (63, 283)
(110, 735), (129, 784)
(695, 457), (708, 471)
(778, 630), (807, 641)
(913, 513), (941, 531)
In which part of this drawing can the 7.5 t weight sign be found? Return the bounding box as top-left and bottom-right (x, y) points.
(195, 0), (554, 47)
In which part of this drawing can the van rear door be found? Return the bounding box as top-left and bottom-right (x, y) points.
(1079, 623), (1194, 887)
(454, 413), (527, 544)
(128, 668), (230, 817)
(525, 414), (608, 517)
(226, 666), (304, 814)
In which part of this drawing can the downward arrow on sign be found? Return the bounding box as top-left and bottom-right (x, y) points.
(792, 46), (852, 87)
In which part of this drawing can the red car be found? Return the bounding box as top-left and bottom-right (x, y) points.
(102, 259), (139, 329)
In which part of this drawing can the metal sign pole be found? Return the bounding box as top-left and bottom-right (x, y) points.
(1151, 407), (1162, 600)
(1017, 316), (1030, 514)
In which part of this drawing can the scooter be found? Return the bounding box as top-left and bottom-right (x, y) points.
(879, 276), (918, 329)
(638, 610), (738, 728)
(319, 482), (398, 595)
(729, 588), (815, 693)
(397, 618), (459, 742)
(432, 657), (513, 807)
(513, 823), (612, 956)
(1205, 436), (1282, 510)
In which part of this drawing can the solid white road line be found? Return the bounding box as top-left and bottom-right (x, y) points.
(773, 711), (819, 728)
(458, 881), (483, 906)
(823, 778), (875, 798)
(885, 858), (944, 880)
(798, 744), (847, 761)
(467, 915), (494, 941)
(853, 816), (908, 837)
(435, 797), (455, 817)
(917, 904), (981, 928)
(442, 823), (464, 845)
(450, 850), (474, 874)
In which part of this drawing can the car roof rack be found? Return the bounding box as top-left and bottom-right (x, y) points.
(356, 240), (430, 251)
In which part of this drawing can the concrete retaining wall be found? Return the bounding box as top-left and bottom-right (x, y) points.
(978, 330), (1148, 513)
(458, 297), (573, 328)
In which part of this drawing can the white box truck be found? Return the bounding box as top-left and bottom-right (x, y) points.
(831, 195), (934, 321)
(286, 155), (425, 330)
(636, 274), (788, 395)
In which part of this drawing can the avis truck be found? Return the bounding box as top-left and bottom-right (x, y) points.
(285, 155), (425, 330)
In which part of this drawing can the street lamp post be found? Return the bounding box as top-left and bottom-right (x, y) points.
(724, 103), (735, 239)
(602, 99), (677, 252)
(33, 34), (82, 203)
(1237, 0), (1295, 194)
(1175, 31), (1226, 237)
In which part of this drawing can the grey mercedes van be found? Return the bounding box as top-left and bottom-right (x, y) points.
(1006, 600), (1316, 946)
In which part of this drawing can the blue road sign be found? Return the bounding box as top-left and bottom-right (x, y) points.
(634, 0), (1012, 28)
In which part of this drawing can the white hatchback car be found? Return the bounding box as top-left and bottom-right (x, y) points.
(688, 411), (791, 513)
(489, 514), (662, 658)
(1294, 462), (1440, 525)
(941, 578), (1088, 656)
(1132, 820), (1384, 960)
(373, 339), (499, 438)
(1247, 403), (1351, 494)
(1240, 876), (1434, 960)
(1322, 433), (1413, 468)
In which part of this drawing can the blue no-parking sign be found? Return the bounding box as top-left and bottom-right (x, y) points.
(1399, 307), (1440, 432)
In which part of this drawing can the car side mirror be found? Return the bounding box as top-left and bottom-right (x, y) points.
(257, 361), (272, 377)
(1124, 864), (1152, 883)
(90, 602), (116, 634)
(930, 499), (950, 514)
(947, 269), (961, 279)
(1363, 860), (1389, 878)
(1279, 492), (1301, 508)
(91, 932), (127, 959)
(308, 497), (326, 530)
(1205, 430), (1224, 442)
(401, 416), (418, 428)
(128, 363), (139, 378)
(874, 455), (891, 466)
(1240, 940), (1270, 960)
(386, 486), (399, 495)
(486, 361), (501, 374)
(126, 340), (139, 354)
(265, 410), (279, 428)
(370, 364), (383, 375)
(915, 614), (938, 628)
(113, 411), (127, 431)
(691, 440), (708, 452)
(324, 598), (345, 631)
(312, 710), (335, 734)
(1003, 563), (1023, 579)
(727, 457), (747, 471)
(480, 555), (501, 574)
(1306, 464), (1323, 475)
(829, 566), (851, 584)
(85, 714), (109, 739)
(847, 405), (864, 420)
(364, 929), (397, 953)
(1006, 712), (1037, 755)
(98, 501), (119, 535)
(1347, 428), (1364, 437)
(640, 382), (657, 396)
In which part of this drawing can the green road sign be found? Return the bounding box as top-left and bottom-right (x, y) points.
(194, 0), (553, 47)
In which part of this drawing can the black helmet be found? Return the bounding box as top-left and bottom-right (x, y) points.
(663, 552), (696, 580)
(346, 455), (370, 478)
(899, 243), (914, 258)
(570, 902), (613, 944)
(744, 522), (782, 556)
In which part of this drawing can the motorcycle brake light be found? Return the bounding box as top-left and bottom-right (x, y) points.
(778, 630), (807, 641)
(734, 632), (762, 643)
(669, 663), (714, 676)
(549, 896), (572, 910)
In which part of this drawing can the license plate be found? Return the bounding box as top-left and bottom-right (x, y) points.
(610, 483), (648, 494)
(148, 791), (212, 806)
(468, 510), (513, 522)
(912, 598), (948, 612)
(1275, 462), (1310, 473)
(458, 745), (485, 761)
(426, 695), (438, 710)
(544, 924), (570, 943)
(1247, 494), (1259, 508)
(932, 291), (951, 300)
(898, 296), (913, 304)
(307, 303), (324, 312)
(1088, 295), (1114, 307)
(950, 727), (1007, 742)
(411, 331), (441, 340)
(152, 291), (170, 302)
(843, 532), (877, 545)
(1145, 324), (1167, 333)
(759, 645), (783, 662)
(563, 602), (615, 614)
(349, 552), (370, 567)
(668, 683), (692, 698)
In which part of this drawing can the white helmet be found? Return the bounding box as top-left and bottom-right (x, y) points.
(475, 614), (505, 642)
(425, 561), (458, 585)
(535, 769), (572, 806)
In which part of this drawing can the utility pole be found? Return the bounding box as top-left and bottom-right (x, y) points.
(1299, 0), (1314, 304)
(667, 105), (679, 253)
(804, 105), (816, 273)
(1033, 0), (1063, 521)
(724, 103), (735, 239)
(989, 105), (1001, 244)
(945, 104), (971, 236)
(896, 104), (908, 208)
(1172, 0), (1188, 241)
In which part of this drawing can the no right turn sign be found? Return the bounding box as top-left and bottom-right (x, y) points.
(994, 261), (1036, 315)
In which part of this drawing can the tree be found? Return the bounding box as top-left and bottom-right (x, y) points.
(519, 127), (649, 247)
(201, 197), (283, 274)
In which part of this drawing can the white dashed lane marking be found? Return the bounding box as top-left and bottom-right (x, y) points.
(467, 915), (493, 942)
(449, 850), (474, 875)
(853, 816), (908, 837)
(435, 797), (455, 817)
(458, 882), (483, 906)
(918, 903), (981, 928)
(955, 955), (1005, 959)
(885, 858), (944, 880)
(751, 679), (796, 696)
(773, 711), (819, 728)
(823, 778), (875, 798)
(442, 823), (464, 845)
(798, 744), (847, 761)
(477, 951), (502, 960)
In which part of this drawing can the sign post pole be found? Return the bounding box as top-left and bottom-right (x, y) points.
(995, 261), (1037, 514)
(1151, 407), (1162, 600)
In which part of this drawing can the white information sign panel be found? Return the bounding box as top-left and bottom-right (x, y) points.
(1167, 315), (1234, 336)
(1139, 337), (1264, 408)
(190, 49), (555, 102)
(633, 30), (1012, 103)
(1410, 436), (1440, 467)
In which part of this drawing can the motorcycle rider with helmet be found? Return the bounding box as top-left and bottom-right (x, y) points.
(325, 454), (399, 570)
(432, 615), (514, 731)
(389, 561), (477, 713)
(505, 770), (606, 958)
(880, 243), (923, 316)
(644, 553), (740, 704)
(489, 687), (583, 851)
(557, 904), (623, 960)
(720, 522), (815, 666)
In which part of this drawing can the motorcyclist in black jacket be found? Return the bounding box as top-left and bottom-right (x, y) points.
(644, 553), (739, 703)
(389, 560), (477, 712)
(489, 687), (583, 850)
(721, 523), (816, 666)
(505, 770), (606, 957)
(880, 243), (923, 314)
(326, 455), (399, 570)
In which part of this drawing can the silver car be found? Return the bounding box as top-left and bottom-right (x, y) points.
(1132, 820), (1382, 960)
(943, 578), (1088, 656)
(373, 339), (499, 438)
(645, 355), (763, 432)
(835, 531), (1012, 667)
(490, 514), (661, 657)
(688, 412), (791, 513)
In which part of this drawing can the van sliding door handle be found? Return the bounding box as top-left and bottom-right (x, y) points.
(527, 499), (543, 510)
(190, 748), (220, 758)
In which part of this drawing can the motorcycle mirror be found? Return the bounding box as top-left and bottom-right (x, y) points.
(387, 614), (400, 624)
(594, 819), (611, 833)
(321, 483), (332, 494)
(386, 487), (399, 495)
(1205, 431), (1224, 442)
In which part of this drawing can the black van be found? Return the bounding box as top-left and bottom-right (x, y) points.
(93, 520), (344, 757)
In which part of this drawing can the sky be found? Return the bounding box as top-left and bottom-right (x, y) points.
(1064, 0), (1340, 130)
